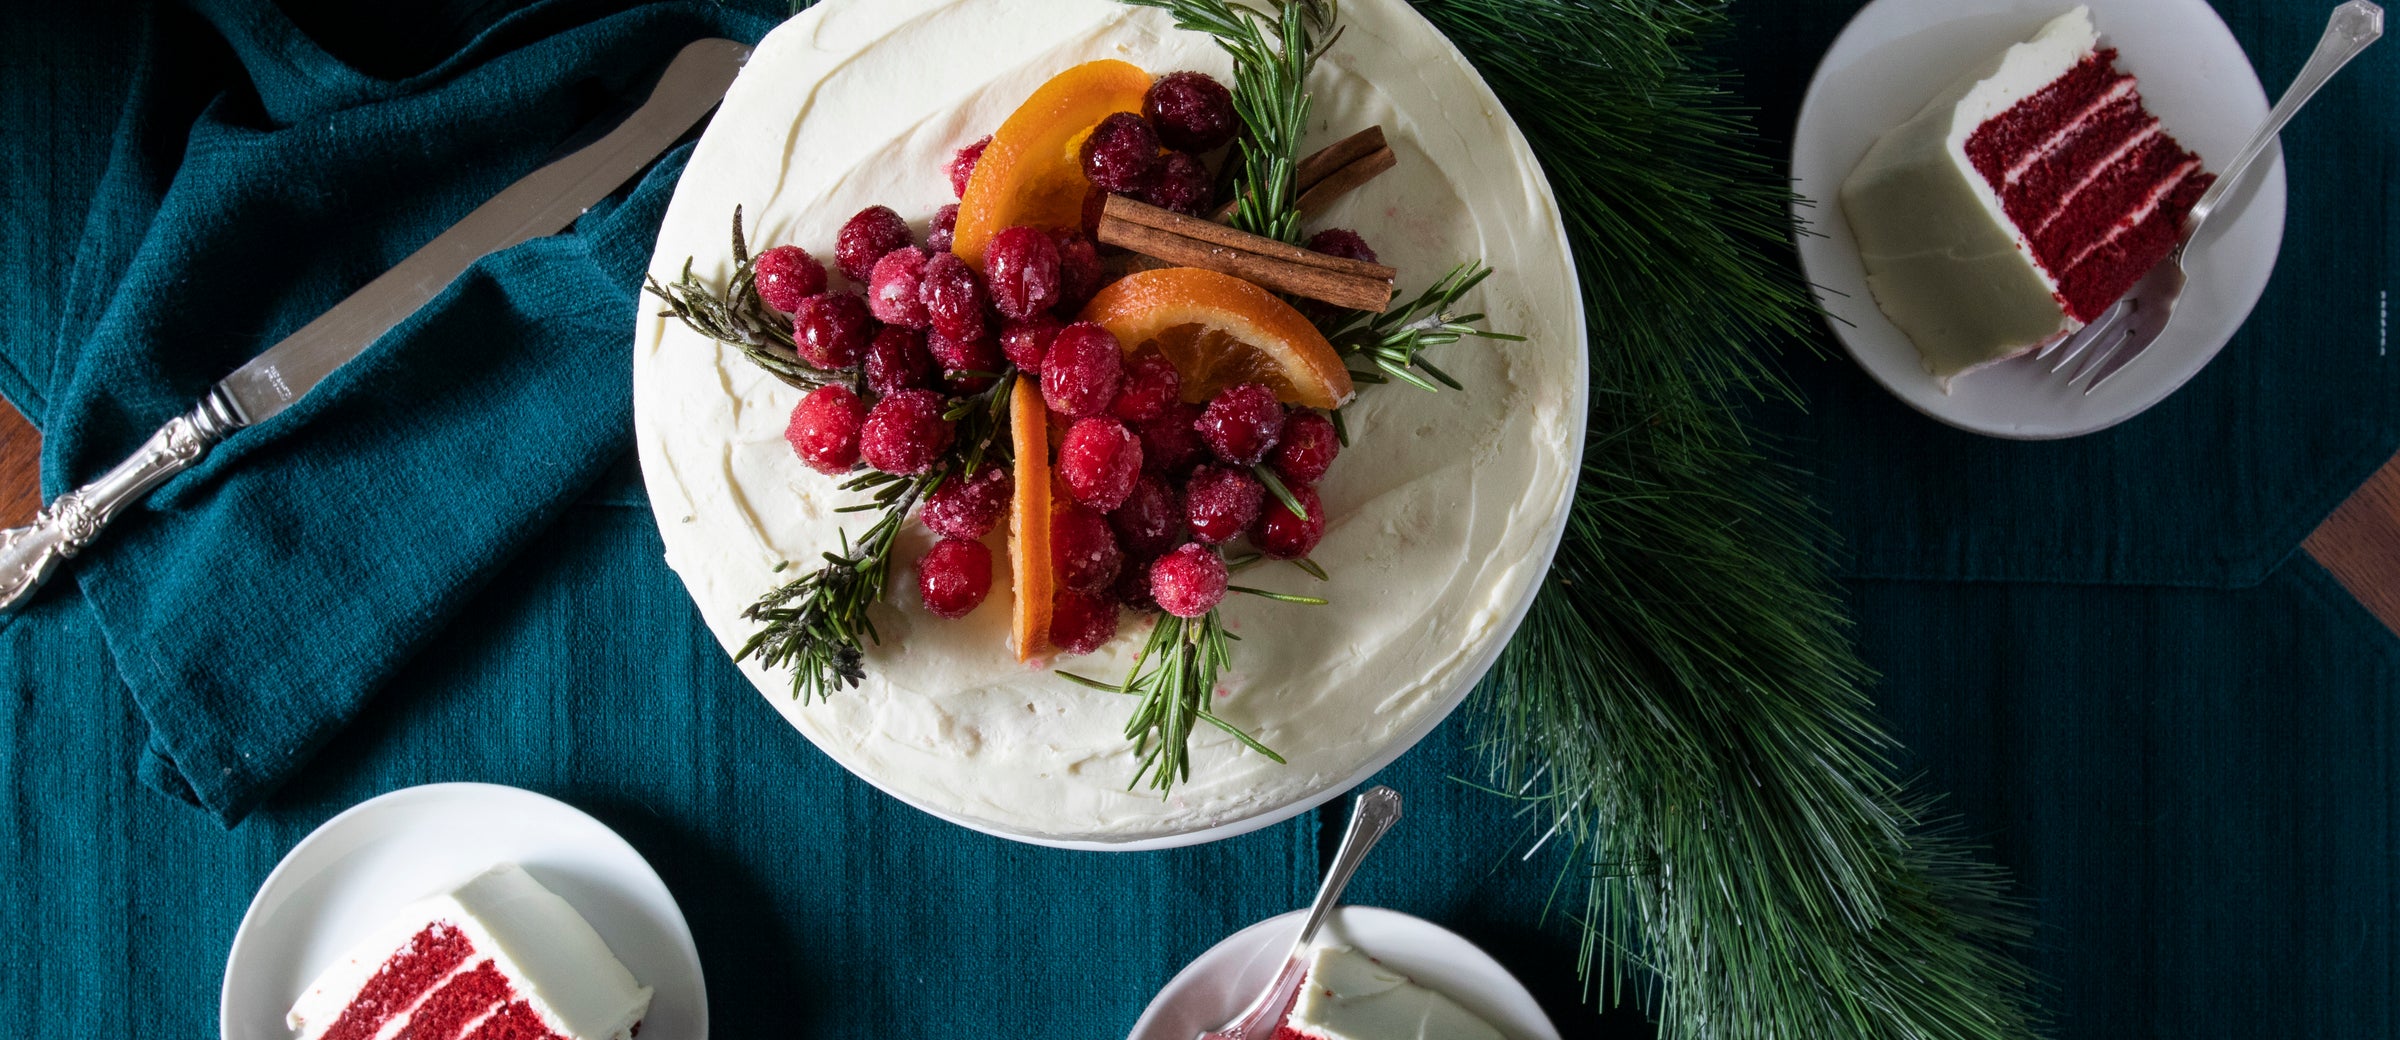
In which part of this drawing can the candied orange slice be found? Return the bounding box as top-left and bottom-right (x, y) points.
(1008, 376), (1053, 661)
(1076, 267), (1356, 409)
(953, 60), (1152, 270)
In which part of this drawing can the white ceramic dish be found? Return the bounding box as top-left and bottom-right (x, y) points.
(632, 0), (1586, 849)
(219, 783), (706, 1040)
(1127, 905), (1561, 1040)
(1791, 0), (2286, 439)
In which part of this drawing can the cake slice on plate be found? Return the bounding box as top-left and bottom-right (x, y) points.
(286, 862), (651, 1040)
(1274, 945), (1505, 1040)
(1841, 6), (2214, 389)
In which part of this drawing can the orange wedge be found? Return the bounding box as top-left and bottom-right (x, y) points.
(953, 60), (1152, 271)
(1008, 376), (1053, 661)
(1076, 268), (1356, 409)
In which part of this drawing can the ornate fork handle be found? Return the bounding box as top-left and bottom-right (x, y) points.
(2188, 1), (2384, 233)
(0, 389), (246, 614)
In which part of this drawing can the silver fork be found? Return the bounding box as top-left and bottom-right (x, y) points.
(2045, 0), (2383, 392)
(1199, 786), (1403, 1040)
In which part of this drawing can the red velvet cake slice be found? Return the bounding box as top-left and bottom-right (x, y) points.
(1841, 6), (2214, 389)
(286, 863), (651, 1040)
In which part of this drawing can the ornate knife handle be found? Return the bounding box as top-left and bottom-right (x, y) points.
(0, 390), (246, 614)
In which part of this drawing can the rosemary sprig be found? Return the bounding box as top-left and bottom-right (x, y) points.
(1061, 610), (1286, 791)
(1126, 0), (1338, 242)
(643, 206), (841, 390)
(1322, 262), (1521, 393)
(738, 373), (1018, 702)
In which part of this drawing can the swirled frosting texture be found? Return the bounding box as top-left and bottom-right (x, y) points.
(633, 0), (1582, 842)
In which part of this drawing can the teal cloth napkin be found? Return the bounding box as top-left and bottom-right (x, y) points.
(0, 0), (776, 823)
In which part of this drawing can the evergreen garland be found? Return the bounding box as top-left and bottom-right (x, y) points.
(1410, 0), (2045, 1036)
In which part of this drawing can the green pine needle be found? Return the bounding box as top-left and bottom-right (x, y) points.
(1410, 0), (2045, 1037)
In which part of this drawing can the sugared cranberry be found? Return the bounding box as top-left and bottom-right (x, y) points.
(1049, 588), (1120, 655)
(865, 326), (934, 395)
(1255, 483), (1325, 560)
(927, 204), (961, 253)
(1141, 152), (1213, 215)
(868, 247), (932, 329)
(1110, 473), (1187, 559)
(1051, 505), (1124, 594)
(1114, 558), (1160, 613)
(1185, 464), (1263, 545)
(859, 389), (955, 475)
(784, 384), (865, 474)
(1042, 322), (1124, 419)
(948, 135), (992, 199)
(1270, 410), (1339, 486)
(1196, 383), (1285, 466)
(919, 251), (990, 342)
(1140, 401), (1209, 476)
(837, 205), (912, 282)
(1144, 71), (1237, 152)
(1051, 232), (1106, 315)
(1306, 228), (1379, 265)
(1111, 350), (1182, 424)
(1079, 112), (1161, 193)
(1058, 417), (1143, 510)
(1151, 543), (1228, 618)
(1001, 315), (1063, 373)
(753, 245), (826, 312)
(986, 226), (1061, 319)
(929, 327), (1005, 393)
(918, 538), (992, 619)
(791, 291), (872, 369)
(921, 464), (1013, 540)
(916, 324), (993, 377)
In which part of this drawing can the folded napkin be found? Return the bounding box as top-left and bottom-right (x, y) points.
(0, 0), (776, 824)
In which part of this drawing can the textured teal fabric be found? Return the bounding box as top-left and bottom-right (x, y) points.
(2, 0), (2398, 1037)
(6, 0), (779, 823)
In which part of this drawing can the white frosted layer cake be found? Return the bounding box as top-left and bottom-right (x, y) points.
(1841, 6), (2213, 389)
(286, 863), (651, 1040)
(1278, 945), (1504, 1040)
(633, 0), (1582, 841)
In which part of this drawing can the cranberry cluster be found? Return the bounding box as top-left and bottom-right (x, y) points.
(1039, 354), (1342, 652)
(769, 188), (1111, 625)
(769, 69), (1339, 657)
(1076, 69), (1238, 216)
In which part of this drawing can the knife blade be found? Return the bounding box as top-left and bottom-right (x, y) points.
(0, 36), (753, 614)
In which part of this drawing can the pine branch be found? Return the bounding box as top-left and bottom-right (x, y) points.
(1408, 1), (2044, 1037)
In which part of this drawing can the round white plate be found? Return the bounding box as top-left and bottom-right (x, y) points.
(1791, 0), (2285, 439)
(633, 0), (1585, 850)
(1127, 906), (1561, 1040)
(220, 783), (706, 1039)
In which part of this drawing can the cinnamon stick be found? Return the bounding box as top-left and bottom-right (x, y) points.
(1098, 195), (1398, 313)
(1210, 125), (1394, 223)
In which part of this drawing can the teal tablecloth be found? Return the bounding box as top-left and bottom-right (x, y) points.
(1, 0), (2394, 1036)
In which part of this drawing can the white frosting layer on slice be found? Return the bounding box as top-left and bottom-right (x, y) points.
(632, 0), (1583, 842)
(287, 863), (652, 1040)
(1840, 7), (2098, 389)
(1285, 945), (1505, 1040)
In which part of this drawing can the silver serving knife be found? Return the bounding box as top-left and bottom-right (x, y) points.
(0, 37), (752, 614)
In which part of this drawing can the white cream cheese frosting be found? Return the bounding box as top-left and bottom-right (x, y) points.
(1840, 7), (2097, 389)
(632, 0), (1583, 843)
(1285, 945), (1505, 1040)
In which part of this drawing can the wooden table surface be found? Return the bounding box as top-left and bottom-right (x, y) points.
(1, 398), (2394, 635)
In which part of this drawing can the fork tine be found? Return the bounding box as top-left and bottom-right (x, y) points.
(2049, 300), (2127, 373)
(2065, 327), (2131, 386)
